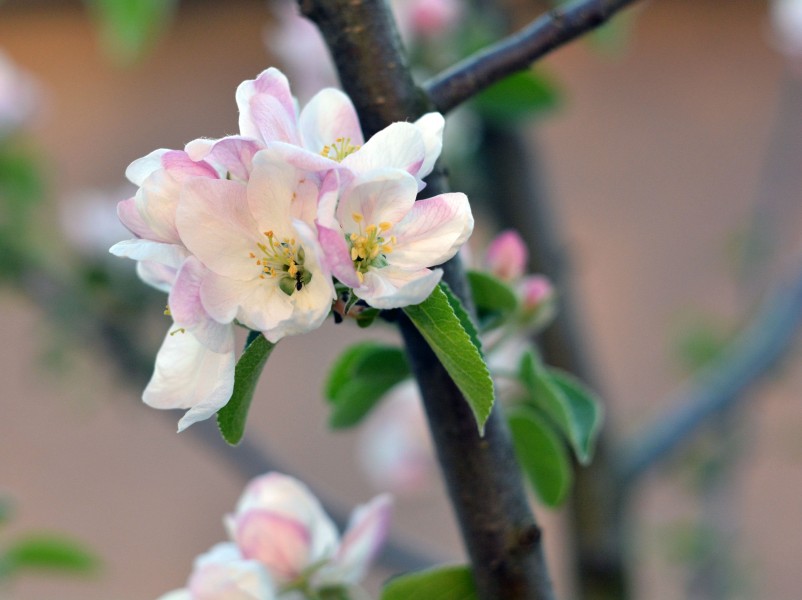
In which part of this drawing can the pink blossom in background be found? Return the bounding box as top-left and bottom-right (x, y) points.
(484, 229), (529, 282)
(59, 185), (134, 257)
(228, 473), (392, 592)
(394, 0), (463, 40)
(520, 274), (554, 312)
(0, 50), (39, 138)
(358, 380), (435, 495)
(159, 473), (391, 598)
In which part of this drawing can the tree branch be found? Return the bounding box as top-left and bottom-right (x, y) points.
(300, 1), (555, 597)
(424, 0), (644, 114)
(618, 257), (802, 485)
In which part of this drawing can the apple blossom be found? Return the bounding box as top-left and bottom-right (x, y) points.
(174, 149), (335, 342)
(157, 543), (277, 600)
(226, 473), (392, 593)
(318, 168), (474, 309)
(188, 68), (444, 191)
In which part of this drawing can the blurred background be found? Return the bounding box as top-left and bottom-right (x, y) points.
(1, 0), (802, 598)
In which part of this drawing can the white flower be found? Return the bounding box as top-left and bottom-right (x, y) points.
(318, 168), (474, 308)
(226, 473), (392, 590)
(175, 149), (335, 342)
(157, 542), (277, 600)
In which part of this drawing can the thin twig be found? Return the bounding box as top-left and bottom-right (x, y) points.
(618, 258), (802, 485)
(425, 0), (644, 114)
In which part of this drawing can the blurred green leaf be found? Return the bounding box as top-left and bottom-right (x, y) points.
(217, 332), (276, 446)
(0, 534), (99, 579)
(84, 0), (178, 64)
(404, 285), (494, 434)
(324, 342), (410, 429)
(472, 69), (562, 124)
(382, 564), (478, 600)
(508, 406), (572, 507)
(466, 270), (519, 330)
(519, 351), (602, 464)
(546, 369), (603, 465)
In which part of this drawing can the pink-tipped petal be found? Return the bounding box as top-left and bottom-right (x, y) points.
(317, 223), (362, 289)
(234, 510), (312, 583)
(188, 543), (276, 600)
(236, 68), (300, 145)
(126, 149), (168, 186)
(116, 197), (155, 239)
(324, 494), (393, 585)
(389, 192), (473, 270)
(170, 258), (236, 353)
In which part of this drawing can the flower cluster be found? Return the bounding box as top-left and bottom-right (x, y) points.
(110, 68), (474, 431)
(158, 472), (392, 600)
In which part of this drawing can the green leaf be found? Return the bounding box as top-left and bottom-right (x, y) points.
(440, 281), (483, 356)
(382, 565), (478, 600)
(403, 285), (495, 434)
(547, 369), (604, 465)
(466, 270), (519, 329)
(472, 69), (562, 124)
(519, 350), (601, 465)
(83, 0), (177, 64)
(216, 333), (276, 446)
(0, 534), (99, 578)
(324, 342), (410, 429)
(508, 406), (573, 507)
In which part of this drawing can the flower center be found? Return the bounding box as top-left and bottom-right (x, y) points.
(346, 213), (396, 283)
(249, 230), (312, 296)
(320, 137), (361, 162)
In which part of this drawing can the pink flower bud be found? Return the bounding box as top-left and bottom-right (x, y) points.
(407, 0), (462, 38)
(485, 230), (529, 281)
(520, 275), (554, 312)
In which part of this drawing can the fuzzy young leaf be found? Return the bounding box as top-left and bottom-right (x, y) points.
(404, 285), (494, 434)
(217, 333), (276, 446)
(508, 406), (573, 507)
(466, 270), (519, 329)
(1, 534), (99, 578)
(472, 69), (562, 124)
(381, 564), (478, 600)
(519, 350), (602, 464)
(324, 343), (410, 428)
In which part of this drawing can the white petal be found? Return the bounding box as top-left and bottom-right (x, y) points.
(143, 327), (235, 431)
(336, 169), (418, 231)
(357, 267), (442, 309)
(342, 122), (426, 179)
(414, 112), (445, 180)
(299, 88), (364, 154)
(109, 239), (188, 269)
(126, 148), (168, 186)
